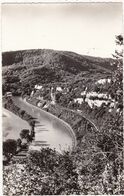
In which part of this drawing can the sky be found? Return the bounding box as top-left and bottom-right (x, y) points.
(1, 3), (123, 57)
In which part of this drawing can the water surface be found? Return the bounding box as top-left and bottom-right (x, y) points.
(13, 97), (76, 153)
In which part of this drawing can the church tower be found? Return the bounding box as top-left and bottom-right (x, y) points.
(51, 87), (56, 105)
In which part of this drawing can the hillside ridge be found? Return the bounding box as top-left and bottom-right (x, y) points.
(2, 48), (116, 96)
(2, 49), (114, 70)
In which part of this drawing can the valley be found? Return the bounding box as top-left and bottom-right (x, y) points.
(2, 47), (123, 195)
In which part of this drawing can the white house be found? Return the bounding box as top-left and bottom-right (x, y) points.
(37, 102), (42, 107)
(81, 91), (86, 96)
(85, 98), (109, 108)
(6, 92), (12, 97)
(86, 92), (98, 98)
(97, 93), (108, 99)
(56, 87), (63, 92)
(95, 78), (111, 85)
(43, 103), (49, 108)
(37, 96), (44, 101)
(35, 84), (43, 90)
(74, 98), (84, 104)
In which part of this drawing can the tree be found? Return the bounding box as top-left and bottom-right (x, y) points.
(27, 148), (80, 195)
(3, 139), (17, 162)
(20, 110), (25, 118)
(96, 35), (123, 194)
(20, 129), (30, 139)
(111, 35), (123, 104)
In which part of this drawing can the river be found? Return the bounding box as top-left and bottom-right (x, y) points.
(12, 97), (76, 153)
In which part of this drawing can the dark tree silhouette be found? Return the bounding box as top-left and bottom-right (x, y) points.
(3, 139), (17, 162)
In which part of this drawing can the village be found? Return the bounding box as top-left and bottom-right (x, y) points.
(26, 77), (118, 115)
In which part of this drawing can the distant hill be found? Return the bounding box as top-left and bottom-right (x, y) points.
(2, 49), (116, 95)
(2, 49), (114, 71)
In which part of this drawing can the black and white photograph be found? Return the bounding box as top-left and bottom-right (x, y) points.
(1, 1), (123, 195)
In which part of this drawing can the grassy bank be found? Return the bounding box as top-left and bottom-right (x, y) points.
(3, 97), (36, 127)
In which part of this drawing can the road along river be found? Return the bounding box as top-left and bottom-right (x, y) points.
(12, 97), (76, 153)
(2, 108), (30, 141)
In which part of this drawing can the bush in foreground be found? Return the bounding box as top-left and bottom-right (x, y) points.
(4, 145), (124, 195)
(3, 139), (17, 163)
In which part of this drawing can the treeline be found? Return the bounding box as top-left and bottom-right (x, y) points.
(2, 49), (114, 71)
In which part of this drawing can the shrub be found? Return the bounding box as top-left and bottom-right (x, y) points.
(20, 129), (30, 139)
(3, 139), (17, 161)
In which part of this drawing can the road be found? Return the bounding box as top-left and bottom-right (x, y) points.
(53, 104), (99, 132)
(66, 108), (99, 132)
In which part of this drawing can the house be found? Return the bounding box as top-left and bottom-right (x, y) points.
(34, 84), (43, 90)
(95, 78), (111, 85)
(56, 86), (63, 92)
(37, 96), (44, 101)
(6, 92), (12, 97)
(43, 102), (50, 109)
(74, 98), (84, 104)
(37, 101), (43, 107)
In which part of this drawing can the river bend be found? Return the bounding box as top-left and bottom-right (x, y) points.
(12, 97), (76, 153)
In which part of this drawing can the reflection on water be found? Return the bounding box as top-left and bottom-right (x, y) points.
(13, 97), (76, 153)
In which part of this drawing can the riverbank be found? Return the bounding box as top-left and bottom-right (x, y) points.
(3, 97), (36, 130)
(3, 108), (30, 141)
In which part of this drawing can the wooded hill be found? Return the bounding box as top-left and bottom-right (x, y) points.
(2, 49), (116, 95)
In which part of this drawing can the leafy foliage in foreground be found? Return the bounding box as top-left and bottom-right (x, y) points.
(3, 139), (17, 161)
(3, 148), (81, 195)
(3, 146), (124, 195)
